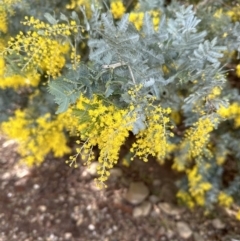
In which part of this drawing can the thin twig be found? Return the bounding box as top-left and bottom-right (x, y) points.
(102, 61), (136, 84)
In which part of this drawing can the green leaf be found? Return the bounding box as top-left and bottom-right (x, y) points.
(60, 12), (69, 22)
(105, 86), (114, 97)
(71, 11), (80, 25)
(117, 14), (129, 33)
(44, 13), (58, 25)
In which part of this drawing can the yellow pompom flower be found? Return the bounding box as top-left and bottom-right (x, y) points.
(177, 190), (195, 209)
(0, 57), (5, 76)
(186, 165), (212, 206)
(227, 6), (240, 22)
(218, 192), (233, 207)
(0, 70), (41, 89)
(208, 86), (221, 100)
(236, 64), (240, 77)
(0, 9), (8, 33)
(218, 102), (240, 128)
(111, 1), (126, 19)
(67, 94), (137, 187)
(1, 110), (72, 166)
(185, 117), (216, 159)
(236, 210), (240, 221)
(129, 12), (144, 30)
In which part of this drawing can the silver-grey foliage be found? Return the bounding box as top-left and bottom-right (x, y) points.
(49, 3), (228, 124)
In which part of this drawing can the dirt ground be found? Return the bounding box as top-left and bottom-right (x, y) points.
(0, 134), (240, 241)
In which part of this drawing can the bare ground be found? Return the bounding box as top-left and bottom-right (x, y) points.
(0, 135), (240, 241)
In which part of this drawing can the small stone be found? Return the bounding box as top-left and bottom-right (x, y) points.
(158, 227), (165, 235)
(193, 232), (205, 241)
(133, 207), (142, 218)
(2, 172), (10, 180)
(0, 158), (7, 164)
(64, 233), (72, 239)
(166, 229), (174, 239)
(212, 218), (225, 229)
(33, 184), (40, 189)
(2, 139), (16, 148)
(125, 182), (150, 205)
(133, 201), (152, 217)
(55, 219), (61, 224)
(113, 225), (118, 231)
(76, 217), (83, 226)
(7, 192), (13, 198)
(140, 201), (152, 216)
(106, 228), (113, 235)
(86, 204), (92, 210)
(47, 234), (57, 241)
(88, 224), (95, 230)
(158, 202), (182, 216)
(153, 179), (161, 186)
(175, 214), (181, 221)
(14, 178), (27, 188)
(149, 195), (160, 204)
(15, 167), (30, 178)
(176, 221), (192, 239)
(24, 206), (32, 215)
(86, 162), (99, 176)
(109, 168), (123, 180)
(38, 205), (47, 212)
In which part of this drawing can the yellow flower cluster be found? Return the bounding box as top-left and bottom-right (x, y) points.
(110, 1), (126, 19)
(0, 7), (7, 33)
(66, 0), (92, 18)
(236, 64), (240, 77)
(172, 118), (217, 172)
(0, 72), (40, 89)
(5, 31), (69, 78)
(66, 91), (174, 187)
(129, 9), (161, 31)
(0, 0), (21, 32)
(227, 5), (240, 22)
(218, 102), (240, 128)
(70, 49), (81, 70)
(130, 106), (173, 163)
(149, 10), (161, 31)
(187, 165), (212, 206)
(67, 95), (136, 188)
(0, 57), (4, 76)
(66, 0), (85, 9)
(207, 86), (221, 100)
(162, 65), (170, 75)
(172, 142), (191, 172)
(0, 57), (40, 89)
(0, 0), (21, 15)
(1, 16), (81, 77)
(236, 210), (240, 221)
(0, 39), (5, 52)
(213, 8), (223, 19)
(129, 12), (144, 31)
(185, 117), (216, 159)
(1, 110), (71, 166)
(170, 109), (181, 125)
(218, 191), (233, 207)
(216, 150), (228, 165)
(21, 16), (79, 36)
(177, 190), (195, 209)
